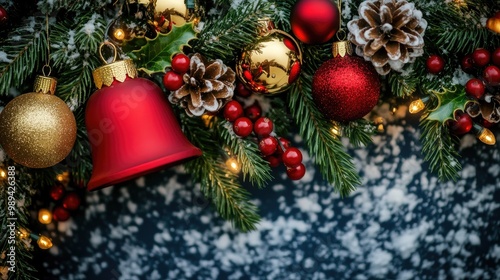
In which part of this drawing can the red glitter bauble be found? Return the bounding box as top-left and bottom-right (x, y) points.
(291, 0), (340, 44)
(312, 55), (380, 122)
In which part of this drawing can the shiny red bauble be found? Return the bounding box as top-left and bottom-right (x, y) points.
(254, 117), (274, 137)
(259, 136), (278, 156)
(287, 163), (306, 180)
(449, 112), (473, 135)
(163, 71), (184, 91)
(276, 137), (291, 156)
(223, 100), (244, 122)
(483, 65), (500, 85)
(312, 55), (380, 122)
(291, 0), (340, 44)
(461, 54), (474, 73)
(492, 48), (500, 67)
(63, 192), (81, 210)
(0, 6), (7, 25)
(426, 55), (445, 74)
(465, 78), (485, 99)
(171, 54), (190, 74)
(472, 48), (491, 67)
(244, 101), (262, 121)
(52, 206), (70, 222)
(282, 147), (303, 168)
(233, 117), (253, 137)
(50, 183), (65, 201)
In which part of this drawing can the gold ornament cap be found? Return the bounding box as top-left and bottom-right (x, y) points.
(92, 42), (138, 89)
(33, 75), (58, 95)
(332, 41), (353, 58)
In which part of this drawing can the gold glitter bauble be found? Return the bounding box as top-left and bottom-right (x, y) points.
(0, 87), (77, 168)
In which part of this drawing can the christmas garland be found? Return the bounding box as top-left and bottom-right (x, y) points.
(0, 0), (499, 278)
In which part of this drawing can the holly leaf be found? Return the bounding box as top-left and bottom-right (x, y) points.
(426, 87), (471, 123)
(127, 23), (197, 75)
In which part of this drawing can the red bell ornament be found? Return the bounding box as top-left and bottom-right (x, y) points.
(85, 43), (202, 191)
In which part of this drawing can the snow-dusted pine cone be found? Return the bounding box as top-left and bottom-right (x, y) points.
(466, 96), (500, 123)
(169, 53), (235, 117)
(347, 0), (427, 75)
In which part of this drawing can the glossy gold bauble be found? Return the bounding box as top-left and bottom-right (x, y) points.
(154, 0), (188, 32)
(0, 76), (77, 168)
(236, 23), (302, 95)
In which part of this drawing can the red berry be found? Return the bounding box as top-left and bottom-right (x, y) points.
(223, 100), (244, 122)
(171, 53), (190, 74)
(482, 118), (494, 128)
(461, 54), (474, 73)
(53, 206), (70, 222)
(465, 78), (485, 99)
(259, 136), (278, 156)
(426, 55), (445, 74)
(276, 137), (291, 155)
(63, 192), (81, 210)
(254, 117), (273, 137)
(233, 117), (253, 137)
(483, 65), (500, 86)
(282, 147), (303, 168)
(287, 163), (306, 180)
(472, 48), (491, 67)
(244, 101), (262, 121)
(492, 47), (500, 67)
(50, 183), (65, 201)
(163, 71), (184, 91)
(236, 82), (252, 97)
(0, 6), (7, 25)
(449, 112), (473, 136)
(264, 155), (282, 168)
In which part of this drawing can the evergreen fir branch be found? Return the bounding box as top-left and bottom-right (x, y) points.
(0, 17), (46, 96)
(288, 75), (360, 197)
(181, 115), (260, 232)
(37, 0), (109, 13)
(343, 119), (376, 148)
(64, 108), (93, 184)
(388, 71), (418, 98)
(193, 0), (274, 61)
(217, 119), (273, 188)
(420, 119), (461, 182)
(266, 97), (291, 137)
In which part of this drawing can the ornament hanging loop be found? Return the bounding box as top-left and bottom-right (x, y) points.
(335, 29), (346, 41)
(98, 41), (118, 65)
(42, 65), (52, 77)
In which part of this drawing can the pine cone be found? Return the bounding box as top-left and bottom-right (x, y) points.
(347, 0), (427, 75)
(169, 53), (236, 117)
(466, 95), (500, 123)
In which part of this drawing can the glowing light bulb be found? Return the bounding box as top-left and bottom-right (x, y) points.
(409, 99), (425, 114)
(56, 171), (70, 185)
(18, 228), (30, 240)
(38, 208), (53, 225)
(330, 122), (341, 137)
(225, 158), (241, 173)
(0, 168), (6, 179)
(478, 128), (496, 145)
(113, 28), (126, 41)
(37, 235), (53, 250)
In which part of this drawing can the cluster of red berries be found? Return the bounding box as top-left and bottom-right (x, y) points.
(447, 47), (500, 136)
(48, 180), (83, 222)
(162, 53), (191, 91)
(462, 47), (500, 99)
(222, 83), (306, 180)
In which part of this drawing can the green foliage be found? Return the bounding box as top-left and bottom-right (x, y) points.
(218, 119), (273, 188)
(193, 0), (274, 61)
(427, 87), (470, 123)
(420, 119), (461, 182)
(288, 75), (360, 197)
(0, 17), (47, 96)
(181, 115), (260, 232)
(128, 23), (197, 75)
(343, 119), (376, 148)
